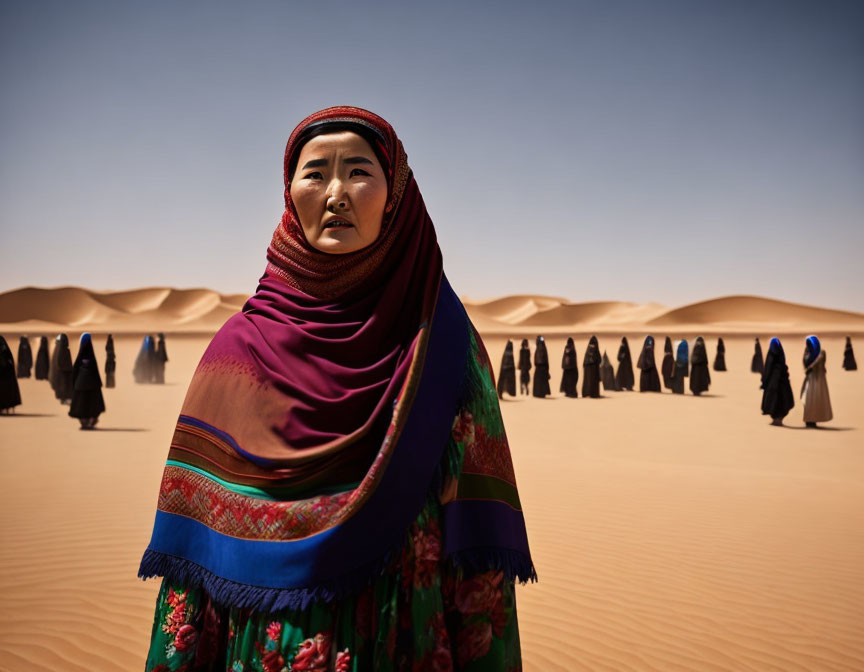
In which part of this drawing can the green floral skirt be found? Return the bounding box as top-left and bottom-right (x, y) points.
(145, 496), (522, 672)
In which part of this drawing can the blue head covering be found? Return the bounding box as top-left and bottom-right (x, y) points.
(804, 335), (821, 367)
(645, 335), (654, 347)
(676, 340), (689, 365)
(768, 337), (785, 364)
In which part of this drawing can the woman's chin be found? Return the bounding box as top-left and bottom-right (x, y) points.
(313, 232), (366, 255)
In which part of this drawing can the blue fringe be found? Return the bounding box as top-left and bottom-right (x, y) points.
(447, 546), (539, 585)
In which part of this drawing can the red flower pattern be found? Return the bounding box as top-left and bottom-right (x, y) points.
(291, 632), (330, 671)
(173, 623), (198, 653)
(456, 621), (493, 666)
(455, 570), (504, 616)
(266, 620), (282, 642)
(335, 648), (351, 672)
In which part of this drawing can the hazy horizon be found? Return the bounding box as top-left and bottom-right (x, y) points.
(2, 1), (862, 310)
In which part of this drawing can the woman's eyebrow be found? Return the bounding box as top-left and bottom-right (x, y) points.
(301, 158), (327, 170)
(344, 156), (374, 165)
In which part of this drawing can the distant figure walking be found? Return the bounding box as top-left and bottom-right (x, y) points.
(16, 337), (32, 378)
(616, 336), (635, 391)
(751, 337), (764, 374)
(670, 340), (689, 394)
(661, 336), (674, 390)
(582, 337), (601, 398)
(155, 333), (168, 384)
(801, 335), (832, 428)
(50, 334), (75, 404)
(105, 334), (117, 389)
(518, 339), (531, 395)
(713, 337), (727, 371)
(689, 336), (711, 396)
(761, 338), (794, 426)
(560, 337), (578, 398)
(0, 336), (22, 413)
(532, 335), (551, 398)
(34, 336), (50, 380)
(600, 351), (618, 392)
(843, 336), (857, 371)
(497, 340), (516, 399)
(133, 335), (155, 384)
(637, 335), (662, 392)
(69, 333), (105, 430)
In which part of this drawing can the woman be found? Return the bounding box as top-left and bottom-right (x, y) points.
(689, 336), (711, 396)
(139, 107), (535, 671)
(518, 339), (531, 395)
(670, 340), (689, 395)
(16, 336), (32, 378)
(843, 336), (857, 371)
(751, 337), (764, 374)
(155, 332), (168, 384)
(532, 335), (551, 398)
(34, 335), (50, 380)
(497, 339), (516, 399)
(661, 336), (674, 390)
(50, 333), (75, 404)
(636, 335), (661, 392)
(0, 336), (22, 413)
(615, 336), (635, 391)
(560, 337), (578, 398)
(105, 334), (117, 388)
(713, 337), (727, 371)
(802, 335), (833, 428)
(69, 332), (105, 429)
(133, 335), (154, 384)
(761, 338), (794, 426)
(600, 350), (618, 391)
(581, 336), (601, 398)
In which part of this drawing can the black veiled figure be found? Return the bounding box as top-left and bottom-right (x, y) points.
(134, 335), (155, 384)
(582, 336), (601, 398)
(518, 339), (532, 395)
(50, 334), (75, 403)
(689, 336), (711, 396)
(616, 336), (635, 391)
(761, 338), (794, 424)
(670, 340), (689, 394)
(155, 333), (168, 384)
(105, 334), (117, 388)
(843, 337), (857, 371)
(532, 335), (551, 398)
(600, 351), (618, 391)
(69, 333), (106, 429)
(0, 336), (22, 412)
(713, 337), (727, 371)
(497, 340), (517, 399)
(661, 336), (674, 389)
(560, 337), (578, 398)
(636, 335), (661, 392)
(16, 337), (33, 378)
(34, 336), (50, 380)
(751, 338), (764, 374)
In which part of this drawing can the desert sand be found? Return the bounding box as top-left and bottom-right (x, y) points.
(1, 289), (863, 671)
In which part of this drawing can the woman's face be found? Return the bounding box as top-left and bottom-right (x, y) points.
(289, 131), (388, 254)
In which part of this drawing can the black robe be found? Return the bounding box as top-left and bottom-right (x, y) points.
(105, 335), (117, 389)
(560, 340), (578, 398)
(689, 338), (711, 395)
(636, 338), (662, 392)
(155, 333), (168, 384)
(581, 343), (601, 398)
(713, 337), (727, 371)
(616, 338), (635, 391)
(600, 351), (618, 391)
(34, 336), (50, 380)
(532, 338), (551, 398)
(661, 336), (674, 389)
(16, 337), (33, 378)
(761, 343), (794, 420)
(843, 338), (857, 371)
(51, 334), (75, 403)
(671, 351), (688, 395)
(69, 338), (106, 420)
(133, 336), (154, 383)
(497, 341), (516, 399)
(751, 339), (764, 374)
(0, 336), (22, 411)
(518, 342), (531, 394)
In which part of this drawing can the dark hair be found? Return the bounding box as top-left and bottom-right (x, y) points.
(286, 121), (389, 183)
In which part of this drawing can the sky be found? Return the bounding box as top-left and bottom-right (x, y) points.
(1, 0), (862, 311)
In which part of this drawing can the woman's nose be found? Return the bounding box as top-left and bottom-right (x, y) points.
(326, 182), (349, 213)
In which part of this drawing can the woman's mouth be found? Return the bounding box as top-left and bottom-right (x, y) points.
(323, 218), (354, 229)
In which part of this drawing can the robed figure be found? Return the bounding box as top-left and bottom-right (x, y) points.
(105, 334), (117, 388)
(616, 336), (635, 391)
(133, 335), (155, 384)
(34, 336), (50, 380)
(518, 338), (532, 395)
(670, 340), (689, 394)
(713, 337), (727, 371)
(600, 351), (618, 391)
(16, 337), (32, 378)
(533, 335), (551, 398)
(69, 332), (105, 429)
(155, 333), (168, 384)
(801, 335), (832, 427)
(581, 336), (601, 398)
(497, 340), (517, 399)
(636, 335), (661, 392)
(843, 337), (857, 371)
(559, 337), (578, 398)
(50, 334), (75, 404)
(0, 336), (22, 413)
(751, 338), (764, 374)
(661, 336), (674, 390)
(689, 336), (711, 396)
(761, 338), (794, 425)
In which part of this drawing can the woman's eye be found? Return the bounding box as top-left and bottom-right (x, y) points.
(304, 171), (323, 180)
(350, 168), (370, 177)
